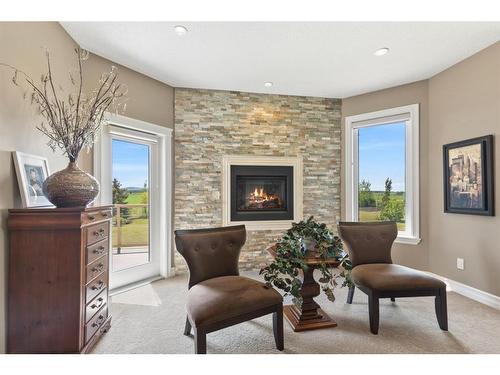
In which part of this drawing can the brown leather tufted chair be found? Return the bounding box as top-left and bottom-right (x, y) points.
(174, 225), (284, 354)
(338, 221), (448, 334)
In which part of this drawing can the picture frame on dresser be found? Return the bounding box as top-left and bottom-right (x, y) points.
(12, 151), (53, 208)
(443, 135), (494, 216)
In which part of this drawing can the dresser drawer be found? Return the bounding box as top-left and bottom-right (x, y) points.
(85, 305), (108, 343)
(82, 209), (112, 225)
(86, 289), (108, 323)
(86, 272), (108, 303)
(86, 255), (108, 283)
(86, 222), (109, 246)
(86, 239), (109, 265)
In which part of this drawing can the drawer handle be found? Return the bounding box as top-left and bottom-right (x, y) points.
(93, 228), (106, 237)
(91, 281), (105, 291)
(91, 297), (105, 310)
(92, 263), (104, 273)
(92, 315), (105, 328)
(101, 211), (110, 218)
(88, 215), (96, 221)
(93, 246), (106, 255)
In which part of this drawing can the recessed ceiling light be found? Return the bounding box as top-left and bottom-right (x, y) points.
(174, 25), (188, 36)
(264, 82), (273, 88)
(374, 47), (390, 56)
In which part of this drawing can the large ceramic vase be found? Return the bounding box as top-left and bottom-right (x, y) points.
(42, 161), (100, 208)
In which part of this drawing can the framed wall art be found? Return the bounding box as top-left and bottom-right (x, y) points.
(443, 135), (494, 216)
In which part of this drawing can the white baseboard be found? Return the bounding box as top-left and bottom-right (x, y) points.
(427, 272), (500, 310)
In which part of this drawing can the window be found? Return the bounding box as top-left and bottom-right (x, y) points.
(345, 104), (420, 244)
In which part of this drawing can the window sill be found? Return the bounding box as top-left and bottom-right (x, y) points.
(395, 236), (421, 245)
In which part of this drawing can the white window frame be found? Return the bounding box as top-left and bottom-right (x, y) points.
(93, 113), (174, 285)
(344, 104), (420, 245)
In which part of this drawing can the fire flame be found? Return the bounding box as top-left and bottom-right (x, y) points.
(253, 187), (265, 198)
(244, 186), (283, 210)
(250, 187), (279, 203)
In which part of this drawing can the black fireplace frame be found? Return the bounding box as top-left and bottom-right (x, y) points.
(230, 165), (294, 222)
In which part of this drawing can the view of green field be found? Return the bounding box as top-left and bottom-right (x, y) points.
(124, 191), (148, 204)
(358, 191), (406, 231)
(112, 191), (149, 248)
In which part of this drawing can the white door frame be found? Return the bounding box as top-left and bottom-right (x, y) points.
(93, 113), (174, 289)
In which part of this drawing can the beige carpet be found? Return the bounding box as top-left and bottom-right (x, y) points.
(92, 271), (500, 354)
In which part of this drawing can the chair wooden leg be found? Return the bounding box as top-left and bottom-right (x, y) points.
(368, 292), (380, 335)
(347, 285), (355, 304)
(435, 288), (448, 331)
(194, 328), (207, 354)
(273, 305), (284, 351)
(390, 297), (396, 302)
(184, 316), (192, 336)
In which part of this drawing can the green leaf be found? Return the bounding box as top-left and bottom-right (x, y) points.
(258, 216), (353, 303)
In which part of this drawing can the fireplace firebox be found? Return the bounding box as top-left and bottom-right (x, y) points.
(230, 165), (294, 221)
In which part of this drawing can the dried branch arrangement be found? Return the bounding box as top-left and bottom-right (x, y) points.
(1, 48), (127, 162)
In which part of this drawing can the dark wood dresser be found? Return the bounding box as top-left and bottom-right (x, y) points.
(7, 206), (113, 353)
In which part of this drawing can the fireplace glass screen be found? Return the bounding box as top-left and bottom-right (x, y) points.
(230, 165), (294, 221)
(236, 177), (287, 211)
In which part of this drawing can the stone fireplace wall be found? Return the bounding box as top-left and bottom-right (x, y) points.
(174, 88), (342, 272)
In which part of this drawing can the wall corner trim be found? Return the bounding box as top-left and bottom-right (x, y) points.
(427, 272), (500, 310)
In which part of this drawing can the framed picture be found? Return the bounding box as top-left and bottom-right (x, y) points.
(443, 135), (494, 216)
(12, 151), (53, 208)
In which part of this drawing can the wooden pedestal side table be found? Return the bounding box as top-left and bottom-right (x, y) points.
(267, 245), (340, 332)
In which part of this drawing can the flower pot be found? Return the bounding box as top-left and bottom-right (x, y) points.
(302, 238), (321, 258)
(43, 161), (100, 208)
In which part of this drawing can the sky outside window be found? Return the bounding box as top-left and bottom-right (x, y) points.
(358, 122), (406, 192)
(112, 139), (150, 188)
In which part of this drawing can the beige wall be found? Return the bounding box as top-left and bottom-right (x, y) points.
(428, 42), (500, 296)
(0, 22), (174, 353)
(0, 22), (498, 355)
(342, 80), (430, 271)
(83, 54), (174, 129)
(342, 42), (500, 297)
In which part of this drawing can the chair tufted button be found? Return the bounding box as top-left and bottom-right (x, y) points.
(211, 243), (217, 249)
(228, 242), (234, 247)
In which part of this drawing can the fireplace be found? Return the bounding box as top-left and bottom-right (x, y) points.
(231, 165), (294, 221)
(223, 155), (303, 230)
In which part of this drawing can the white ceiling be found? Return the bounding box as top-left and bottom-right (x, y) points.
(61, 22), (500, 98)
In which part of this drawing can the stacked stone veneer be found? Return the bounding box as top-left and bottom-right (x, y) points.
(174, 88), (342, 272)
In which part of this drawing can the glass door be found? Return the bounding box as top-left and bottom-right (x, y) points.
(107, 126), (161, 290)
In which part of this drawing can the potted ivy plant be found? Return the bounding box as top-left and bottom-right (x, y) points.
(260, 216), (353, 304)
